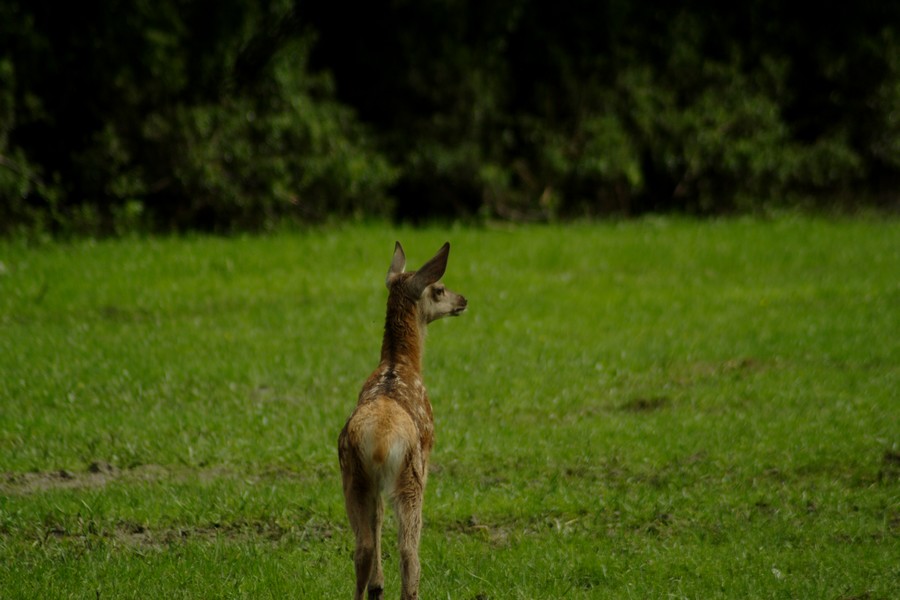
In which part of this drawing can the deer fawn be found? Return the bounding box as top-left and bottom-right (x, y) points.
(338, 241), (467, 600)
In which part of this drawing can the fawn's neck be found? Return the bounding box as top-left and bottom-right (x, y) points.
(379, 294), (425, 373)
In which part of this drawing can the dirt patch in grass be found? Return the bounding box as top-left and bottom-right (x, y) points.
(122, 517), (335, 548)
(31, 516), (338, 550)
(676, 356), (772, 385)
(617, 396), (670, 412)
(1, 462), (340, 549)
(0, 462), (281, 496)
(0, 461), (165, 495)
(880, 449), (900, 482)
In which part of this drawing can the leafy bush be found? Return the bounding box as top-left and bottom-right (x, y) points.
(0, 57), (62, 234)
(0, 0), (395, 235)
(308, 1), (900, 219)
(136, 41), (396, 231)
(1, 0), (898, 233)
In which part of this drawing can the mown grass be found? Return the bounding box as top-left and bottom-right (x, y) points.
(1, 218), (898, 598)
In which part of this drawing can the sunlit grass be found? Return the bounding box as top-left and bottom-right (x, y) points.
(1, 217), (898, 598)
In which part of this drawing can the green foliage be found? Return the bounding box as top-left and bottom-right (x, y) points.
(137, 41), (396, 231)
(0, 57), (58, 232)
(309, 1), (900, 219)
(0, 0), (395, 235)
(1, 220), (898, 596)
(1, 0), (899, 232)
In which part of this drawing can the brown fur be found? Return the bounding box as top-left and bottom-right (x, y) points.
(338, 242), (467, 600)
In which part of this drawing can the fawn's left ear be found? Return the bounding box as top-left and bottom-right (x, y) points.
(409, 242), (450, 297)
(386, 241), (406, 288)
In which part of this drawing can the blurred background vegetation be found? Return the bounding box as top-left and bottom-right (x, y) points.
(1, 0), (898, 234)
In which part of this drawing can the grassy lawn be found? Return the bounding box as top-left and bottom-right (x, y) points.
(1, 218), (898, 598)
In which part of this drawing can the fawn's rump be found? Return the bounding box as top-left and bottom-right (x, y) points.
(341, 397), (419, 496)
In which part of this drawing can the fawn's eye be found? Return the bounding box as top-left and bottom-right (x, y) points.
(434, 286), (444, 297)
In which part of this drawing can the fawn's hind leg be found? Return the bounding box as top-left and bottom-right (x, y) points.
(345, 490), (376, 600)
(342, 459), (384, 600)
(367, 493), (385, 599)
(393, 458), (425, 600)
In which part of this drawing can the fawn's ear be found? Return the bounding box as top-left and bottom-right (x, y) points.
(386, 241), (406, 288)
(409, 242), (450, 297)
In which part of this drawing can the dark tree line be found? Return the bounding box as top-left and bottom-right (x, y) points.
(1, 0), (898, 233)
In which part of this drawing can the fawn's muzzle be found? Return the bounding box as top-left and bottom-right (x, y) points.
(451, 296), (468, 316)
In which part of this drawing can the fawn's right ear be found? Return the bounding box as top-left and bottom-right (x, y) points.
(386, 241), (406, 288)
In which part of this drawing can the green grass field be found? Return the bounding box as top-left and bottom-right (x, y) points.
(1, 218), (898, 598)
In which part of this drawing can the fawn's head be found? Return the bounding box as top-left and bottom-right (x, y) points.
(386, 241), (467, 323)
